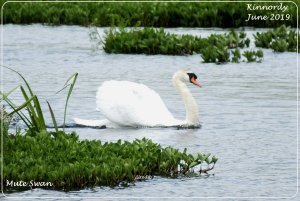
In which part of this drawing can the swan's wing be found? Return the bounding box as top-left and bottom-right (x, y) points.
(96, 81), (177, 127)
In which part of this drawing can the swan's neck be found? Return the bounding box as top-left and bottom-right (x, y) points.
(173, 78), (199, 126)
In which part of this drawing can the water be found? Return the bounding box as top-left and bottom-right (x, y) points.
(1, 25), (298, 199)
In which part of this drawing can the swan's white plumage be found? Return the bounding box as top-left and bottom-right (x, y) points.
(74, 69), (200, 128)
(96, 80), (182, 127)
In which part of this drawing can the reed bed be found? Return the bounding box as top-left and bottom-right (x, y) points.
(1, 1), (297, 27)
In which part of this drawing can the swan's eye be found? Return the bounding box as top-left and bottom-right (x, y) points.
(187, 73), (198, 82)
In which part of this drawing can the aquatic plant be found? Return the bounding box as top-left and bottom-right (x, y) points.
(200, 32), (249, 63)
(3, 129), (218, 191)
(0, 106), (11, 136)
(201, 46), (219, 63)
(61, 73), (78, 131)
(216, 46), (230, 63)
(243, 50), (257, 62)
(0, 66), (78, 133)
(242, 49), (263, 62)
(102, 27), (264, 63)
(254, 31), (273, 48)
(254, 25), (298, 52)
(271, 39), (288, 52)
(102, 27), (251, 58)
(103, 27), (207, 55)
(226, 30), (250, 49)
(201, 44), (230, 63)
(1, 67), (47, 132)
(231, 48), (241, 63)
(255, 49), (264, 62)
(0, 1), (296, 28)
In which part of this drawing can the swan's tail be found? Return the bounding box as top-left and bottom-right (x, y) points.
(73, 118), (110, 128)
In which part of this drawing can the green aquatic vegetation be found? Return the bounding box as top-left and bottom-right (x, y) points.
(0, 66), (78, 133)
(216, 46), (230, 63)
(201, 46), (218, 63)
(62, 73), (78, 131)
(102, 27), (251, 58)
(201, 32), (246, 63)
(102, 27), (264, 63)
(239, 32), (251, 48)
(226, 30), (250, 49)
(200, 44), (230, 63)
(231, 48), (241, 63)
(1, 67), (47, 132)
(254, 31), (273, 48)
(243, 50), (256, 62)
(0, 1), (296, 28)
(287, 31), (299, 52)
(3, 130), (218, 191)
(103, 27), (207, 55)
(254, 25), (298, 52)
(271, 39), (288, 52)
(0, 106), (12, 136)
(256, 49), (264, 62)
(242, 49), (263, 62)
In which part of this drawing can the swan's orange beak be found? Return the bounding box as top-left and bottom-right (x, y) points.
(191, 77), (202, 87)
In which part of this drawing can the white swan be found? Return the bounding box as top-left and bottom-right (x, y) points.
(74, 69), (202, 128)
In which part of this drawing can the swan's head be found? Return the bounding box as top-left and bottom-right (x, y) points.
(173, 70), (202, 87)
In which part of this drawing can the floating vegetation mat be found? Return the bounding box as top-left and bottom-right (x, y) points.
(2, 130), (217, 191)
(100, 25), (298, 62)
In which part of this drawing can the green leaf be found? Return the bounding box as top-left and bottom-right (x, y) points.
(20, 86), (40, 129)
(8, 95), (36, 116)
(62, 73), (78, 131)
(2, 95), (32, 128)
(3, 65), (34, 96)
(211, 156), (218, 164)
(0, 86), (19, 103)
(47, 101), (59, 132)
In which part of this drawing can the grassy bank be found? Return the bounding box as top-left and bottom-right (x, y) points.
(1, 1), (297, 27)
(1, 68), (218, 191)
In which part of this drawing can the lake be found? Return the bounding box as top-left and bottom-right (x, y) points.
(1, 24), (298, 199)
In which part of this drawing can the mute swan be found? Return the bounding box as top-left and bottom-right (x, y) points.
(74, 69), (201, 128)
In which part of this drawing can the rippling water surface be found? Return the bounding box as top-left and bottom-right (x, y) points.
(1, 25), (298, 199)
